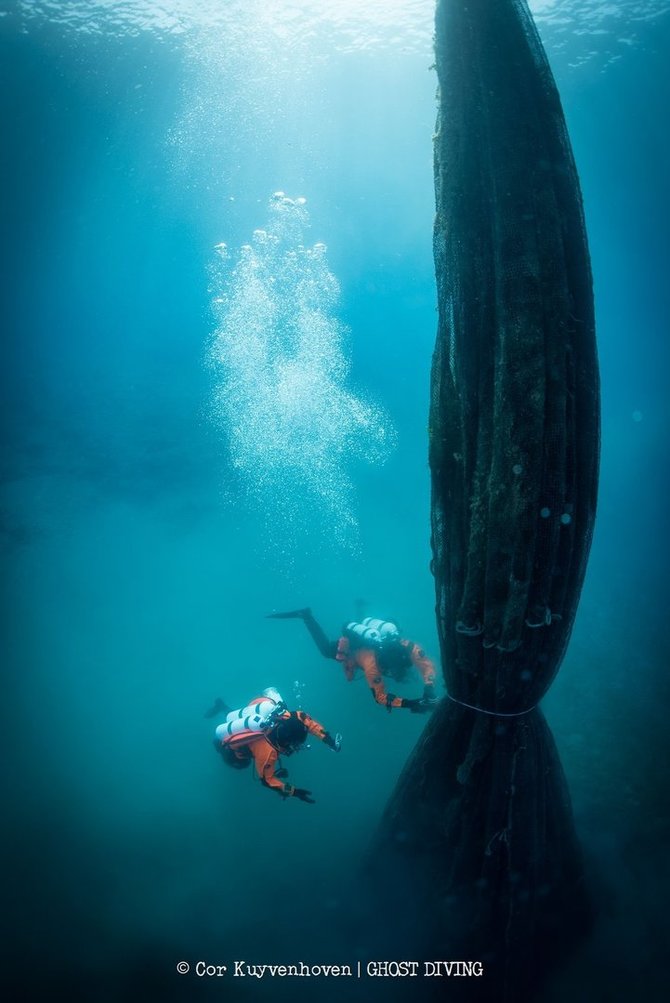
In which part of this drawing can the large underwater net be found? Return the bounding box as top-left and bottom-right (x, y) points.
(430, 0), (600, 712)
(369, 2), (600, 999)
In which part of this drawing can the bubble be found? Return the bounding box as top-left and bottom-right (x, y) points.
(560, 513), (572, 525)
(632, 410), (643, 422)
(209, 194), (395, 553)
(512, 464), (523, 475)
(292, 678), (304, 706)
(540, 507), (551, 518)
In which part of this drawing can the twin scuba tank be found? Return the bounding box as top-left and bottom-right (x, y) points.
(215, 687), (286, 747)
(343, 618), (411, 680)
(344, 617), (400, 649)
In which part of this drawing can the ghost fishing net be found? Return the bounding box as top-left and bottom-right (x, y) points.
(368, 1), (600, 998)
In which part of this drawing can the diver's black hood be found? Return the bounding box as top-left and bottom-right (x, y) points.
(378, 641), (412, 681)
(273, 716), (307, 750)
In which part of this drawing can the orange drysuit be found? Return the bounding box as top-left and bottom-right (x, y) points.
(336, 637), (437, 709)
(226, 710), (329, 797)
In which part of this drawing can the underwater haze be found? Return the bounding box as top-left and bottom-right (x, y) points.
(2, 1), (669, 1001)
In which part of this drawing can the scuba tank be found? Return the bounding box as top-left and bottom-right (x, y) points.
(343, 618), (409, 680)
(345, 618), (400, 648)
(215, 688), (286, 745)
(362, 617), (400, 640)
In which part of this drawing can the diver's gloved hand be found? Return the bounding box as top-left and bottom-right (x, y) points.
(421, 684), (438, 706)
(403, 698), (431, 714)
(323, 732), (342, 752)
(292, 788), (315, 804)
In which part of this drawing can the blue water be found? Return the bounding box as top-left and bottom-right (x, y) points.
(2, 2), (669, 1000)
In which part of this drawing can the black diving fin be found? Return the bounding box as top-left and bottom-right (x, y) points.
(204, 697), (231, 719)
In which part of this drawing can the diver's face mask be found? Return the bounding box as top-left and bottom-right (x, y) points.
(387, 664), (410, 683)
(273, 721), (308, 754)
(379, 639), (410, 681)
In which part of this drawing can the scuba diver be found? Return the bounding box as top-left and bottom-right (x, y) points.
(266, 610), (438, 713)
(206, 688), (342, 803)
